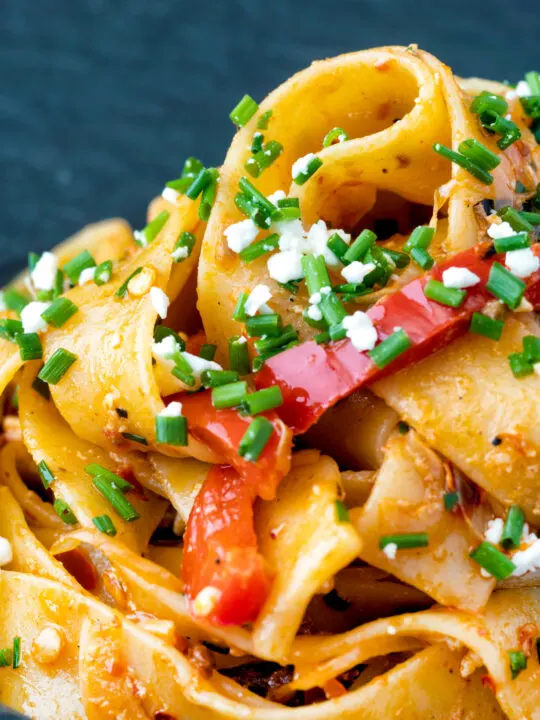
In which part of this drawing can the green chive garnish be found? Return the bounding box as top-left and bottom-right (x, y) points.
(199, 167), (219, 221)
(186, 169), (212, 201)
(37, 459), (55, 489)
(486, 262), (526, 310)
(523, 335), (540, 363)
(498, 206), (534, 233)
(94, 260), (113, 286)
(16, 333), (43, 361)
(458, 138), (500, 171)
(199, 343), (217, 361)
(444, 491), (459, 511)
(424, 279), (466, 308)
(302, 255), (332, 296)
(240, 386), (283, 415)
(229, 336), (250, 375)
(134, 211), (170, 248)
(293, 155), (323, 185)
(155, 413), (188, 446)
(382, 248), (411, 269)
(115, 267), (143, 299)
(323, 127), (349, 147)
(493, 232), (530, 253)
(92, 514), (117, 536)
(343, 229), (377, 264)
(84, 464), (133, 492)
(477, 110), (521, 150)
(92, 476), (140, 522)
(470, 91), (508, 116)
(32, 375), (50, 399)
(202, 369), (239, 388)
(238, 416), (274, 462)
(54, 498), (78, 525)
(379, 533), (429, 550)
(4, 289), (30, 314)
(238, 176), (277, 217)
(40, 297), (78, 328)
(470, 312), (504, 341)
(403, 225), (435, 253)
(230, 94), (259, 126)
(257, 109), (273, 130)
(335, 500), (350, 522)
(245, 313), (283, 338)
(171, 353), (196, 387)
(327, 233), (349, 262)
(314, 331), (331, 345)
(234, 192), (273, 229)
(509, 352), (533, 378)
(526, 71), (540, 95)
(12, 637), (21, 669)
(509, 651), (527, 679)
(245, 140), (283, 177)
(519, 211), (540, 225)
(211, 381), (248, 409)
(501, 505), (525, 549)
(63, 250), (96, 284)
(369, 329), (412, 369)
(239, 233), (279, 263)
(411, 247), (434, 270)
(121, 432), (148, 445)
(172, 232), (196, 262)
(0, 319), (23, 342)
(232, 292), (249, 322)
(153, 324), (185, 349)
(469, 541), (516, 579)
(433, 142), (494, 184)
(38, 348), (77, 384)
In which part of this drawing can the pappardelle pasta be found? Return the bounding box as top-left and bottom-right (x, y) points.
(2, 45), (540, 719)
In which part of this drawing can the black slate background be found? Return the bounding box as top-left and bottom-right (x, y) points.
(0, 0), (537, 712)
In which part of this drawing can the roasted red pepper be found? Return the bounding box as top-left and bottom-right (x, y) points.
(173, 390), (292, 501)
(182, 464), (271, 626)
(255, 242), (540, 433)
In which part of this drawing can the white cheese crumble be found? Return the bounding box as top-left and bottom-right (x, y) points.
(487, 221), (517, 240)
(158, 401), (183, 417)
(512, 538), (540, 576)
(505, 248), (540, 278)
(20, 301), (50, 334)
(484, 518), (504, 545)
(172, 245), (189, 262)
(31, 252), (58, 291)
(442, 267), (481, 289)
(292, 153), (316, 179)
(244, 284), (272, 316)
(342, 311), (378, 352)
(192, 586), (222, 617)
(152, 335), (179, 364)
(516, 80), (531, 98)
(225, 219), (259, 253)
(161, 186), (181, 204)
(267, 250), (304, 284)
(149, 287), (169, 319)
(0, 536), (13, 567)
(309, 292), (322, 305)
(183, 352), (222, 379)
(133, 229), (148, 247)
(268, 189), (286, 205)
(341, 261), (376, 284)
(306, 304), (323, 322)
(78, 266), (96, 286)
(382, 542), (398, 560)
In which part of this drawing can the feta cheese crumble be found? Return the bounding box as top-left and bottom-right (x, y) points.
(292, 153), (316, 179)
(78, 267), (96, 286)
(382, 542), (398, 560)
(162, 186), (181, 205)
(149, 287), (169, 319)
(516, 80), (531, 98)
(31, 252), (58, 291)
(182, 352), (222, 379)
(512, 538), (540, 576)
(342, 311), (378, 352)
(158, 401), (183, 417)
(442, 267), (481, 289)
(306, 304), (323, 322)
(0, 536), (12, 567)
(20, 301), (50, 334)
(484, 518), (504, 545)
(487, 221), (517, 240)
(133, 229), (148, 247)
(244, 284), (272, 316)
(341, 261), (376, 284)
(267, 250), (304, 284)
(224, 219), (259, 253)
(505, 247), (540, 278)
(172, 245), (189, 262)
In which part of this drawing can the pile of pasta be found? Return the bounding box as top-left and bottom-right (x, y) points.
(2, 45), (540, 719)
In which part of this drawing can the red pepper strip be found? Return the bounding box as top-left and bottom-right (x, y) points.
(255, 242), (540, 433)
(170, 391), (292, 501)
(185, 330), (207, 355)
(182, 464), (271, 626)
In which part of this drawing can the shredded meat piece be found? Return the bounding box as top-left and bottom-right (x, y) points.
(518, 622), (538, 657)
(220, 662), (295, 698)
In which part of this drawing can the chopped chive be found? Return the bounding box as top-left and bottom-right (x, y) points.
(444, 491), (460, 511)
(246, 140), (283, 177)
(478, 110), (521, 150)
(115, 267), (143, 299)
(254, 325), (298, 355)
(433, 142), (494, 184)
(519, 211), (540, 225)
(314, 331), (331, 345)
(335, 500), (350, 522)
(509, 352), (533, 378)
(382, 248), (411, 269)
(323, 127), (349, 147)
(37, 459), (55, 489)
(398, 421), (410, 434)
(343, 229), (377, 264)
(137, 211), (170, 247)
(523, 335), (540, 363)
(211, 380), (248, 409)
(526, 71), (540, 95)
(369, 329), (412, 369)
(379, 533), (429, 550)
(302, 255), (332, 296)
(121, 432), (148, 445)
(54, 498), (78, 525)
(28, 251), (39, 272)
(470, 91), (508, 116)
(498, 206), (534, 233)
(251, 132), (264, 154)
(424, 279), (466, 308)
(202, 369), (239, 388)
(411, 246), (434, 270)
(155, 413), (188, 446)
(16, 333), (42, 361)
(0, 648), (13, 667)
(172, 231), (196, 262)
(501, 505), (525, 549)
(239, 233), (279, 263)
(153, 324), (185, 349)
(293, 155), (323, 185)
(199, 343), (217, 361)
(63, 250), (96, 284)
(94, 260), (113, 285)
(245, 313), (283, 337)
(458, 139), (500, 171)
(240, 386), (283, 415)
(277, 197), (299, 209)
(509, 650), (527, 679)
(199, 167), (219, 221)
(521, 96), (540, 119)
(92, 514), (117, 536)
(302, 306), (327, 330)
(469, 541), (516, 579)
(84, 464), (133, 492)
(186, 169), (212, 201)
(32, 375), (50, 399)
(229, 336), (250, 375)
(230, 94), (259, 126)
(486, 262), (526, 309)
(257, 109), (273, 130)
(234, 192), (273, 229)
(171, 353), (196, 387)
(279, 280), (301, 295)
(238, 416), (273, 462)
(4, 289), (29, 314)
(328, 323), (347, 341)
(319, 292), (347, 327)
(239, 177), (277, 217)
(40, 297), (78, 328)
(232, 292), (249, 322)
(38, 348), (77, 385)
(470, 312), (504, 341)
(92, 476), (140, 522)
(327, 233), (349, 262)
(493, 232), (530, 253)
(12, 637), (20, 669)
(0, 318), (23, 342)
(403, 225), (435, 253)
